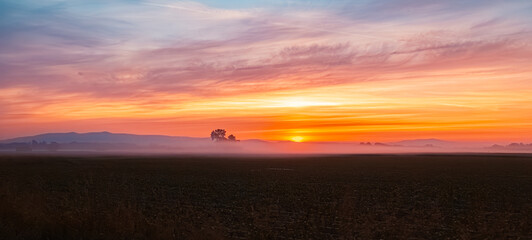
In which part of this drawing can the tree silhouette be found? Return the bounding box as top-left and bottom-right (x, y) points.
(228, 134), (236, 141)
(210, 129), (239, 142)
(210, 129), (227, 142)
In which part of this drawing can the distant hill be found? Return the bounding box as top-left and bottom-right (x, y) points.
(0, 132), (209, 145)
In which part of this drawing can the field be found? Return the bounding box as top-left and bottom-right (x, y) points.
(0, 153), (531, 239)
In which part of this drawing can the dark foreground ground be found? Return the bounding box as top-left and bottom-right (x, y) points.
(0, 154), (531, 239)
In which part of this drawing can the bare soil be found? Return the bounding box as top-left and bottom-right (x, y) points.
(0, 153), (531, 239)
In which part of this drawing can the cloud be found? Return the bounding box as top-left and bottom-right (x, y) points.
(143, 0), (253, 20)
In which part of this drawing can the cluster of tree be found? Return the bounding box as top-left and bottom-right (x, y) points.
(0, 141), (144, 152)
(359, 142), (397, 147)
(0, 140), (61, 152)
(490, 143), (532, 150)
(210, 129), (239, 142)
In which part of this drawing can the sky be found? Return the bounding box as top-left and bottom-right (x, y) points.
(1, 0), (532, 142)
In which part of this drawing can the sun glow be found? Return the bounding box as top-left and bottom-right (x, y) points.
(291, 136), (304, 142)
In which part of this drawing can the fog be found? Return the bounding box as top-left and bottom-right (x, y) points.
(2, 140), (530, 156)
(1, 132), (531, 155)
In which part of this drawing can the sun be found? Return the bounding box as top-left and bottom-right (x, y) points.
(291, 136), (304, 142)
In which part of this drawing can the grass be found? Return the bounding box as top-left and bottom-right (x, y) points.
(0, 153), (531, 239)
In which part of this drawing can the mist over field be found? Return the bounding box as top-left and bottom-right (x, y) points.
(1, 131), (530, 155)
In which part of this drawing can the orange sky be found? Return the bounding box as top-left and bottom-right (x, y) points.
(1, 0), (532, 142)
